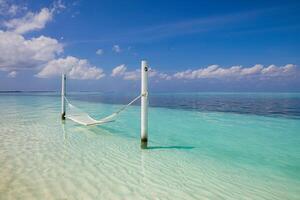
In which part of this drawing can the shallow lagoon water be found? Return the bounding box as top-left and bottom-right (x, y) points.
(0, 93), (300, 199)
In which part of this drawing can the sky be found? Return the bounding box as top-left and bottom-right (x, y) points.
(0, 0), (300, 92)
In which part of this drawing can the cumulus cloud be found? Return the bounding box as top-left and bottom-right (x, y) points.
(144, 68), (172, 80)
(0, 31), (63, 71)
(0, 3), (104, 81)
(7, 71), (17, 78)
(96, 49), (103, 55)
(111, 64), (126, 77)
(125, 69), (172, 81)
(36, 56), (105, 80)
(158, 72), (172, 80)
(110, 65), (171, 81)
(110, 64), (298, 82)
(4, 8), (53, 34)
(110, 64), (138, 80)
(261, 64), (296, 77)
(112, 45), (121, 53)
(123, 70), (140, 80)
(173, 64), (298, 80)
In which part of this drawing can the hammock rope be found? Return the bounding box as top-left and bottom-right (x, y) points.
(64, 94), (141, 126)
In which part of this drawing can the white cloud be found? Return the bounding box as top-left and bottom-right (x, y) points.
(240, 64), (263, 75)
(173, 64), (298, 80)
(0, 3), (103, 81)
(147, 68), (172, 80)
(112, 45), (121, 53)
(123, 70), (140, 80)
(0, 0), (25, 16)
(261, 64), (295, 76)
(4, 8), (53, 34)
(7, 71), (17, 78)
(111, 64), (126, 77)
(158, 72), (172, 80)
(111, 64), (139, 80)
(96, 49), (103, 55)
(110, 64), (298, 82)
(110, 65), (172, 81)
(52, 0), (66, 12)
(36, 56), (105, 80)
(0, 31), (63, 71)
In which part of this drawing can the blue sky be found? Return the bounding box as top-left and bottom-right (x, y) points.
(0, 0), (300, 92)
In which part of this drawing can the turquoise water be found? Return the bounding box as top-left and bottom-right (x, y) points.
(0, 93), (300, 199)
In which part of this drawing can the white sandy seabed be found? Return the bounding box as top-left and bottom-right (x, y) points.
(0, 95), (300, 199)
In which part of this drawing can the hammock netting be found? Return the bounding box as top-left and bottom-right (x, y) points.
(64, 95), (141, 126)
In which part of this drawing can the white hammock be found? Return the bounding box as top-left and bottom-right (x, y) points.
(64, 95), (141, 126)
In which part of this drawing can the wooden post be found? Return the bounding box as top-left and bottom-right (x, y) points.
(141, 60), (148, 149)
(61, 74), (66, 120)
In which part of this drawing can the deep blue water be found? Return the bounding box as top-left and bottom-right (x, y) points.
(69, 92), (300, 119)
(1, 92), (300, 119)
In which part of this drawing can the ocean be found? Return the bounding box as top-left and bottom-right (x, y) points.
(0, 92), (299, 199)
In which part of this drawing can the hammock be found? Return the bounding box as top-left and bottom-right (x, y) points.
(64, 95), (141, 126)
